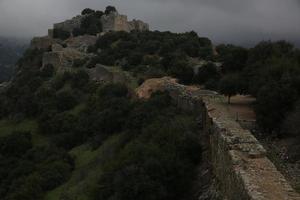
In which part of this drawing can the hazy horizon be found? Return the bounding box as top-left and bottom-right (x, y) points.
(0, 0), (300, 47)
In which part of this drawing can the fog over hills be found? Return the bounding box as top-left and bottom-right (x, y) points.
(0, 0), (300, 46)
(0, 37), (29, 82)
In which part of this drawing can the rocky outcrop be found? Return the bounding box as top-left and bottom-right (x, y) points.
(65, 35), (97, 53)
(87, 64), (114, 83)
(87, 64), (133, 85)
(43, 47), (90, 72)
(30, 36), (57, 50)
(51, 15), (83, 36)
(48, 9), (149, 38)
(128, 19), (149, 32)
(101, 11), (149, 33)
(51, 44), (64, 52)
(101, 11), (149, 32)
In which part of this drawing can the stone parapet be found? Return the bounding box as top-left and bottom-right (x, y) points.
(156, 80), (300, 200)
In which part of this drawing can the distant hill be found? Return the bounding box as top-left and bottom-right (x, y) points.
(0, 37), (29, 82)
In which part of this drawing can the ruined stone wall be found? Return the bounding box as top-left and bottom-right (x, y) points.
(101, 12), (128, 32)
(163, 84), (300, 200)
(53, 15), (83, 33)
(114, 15), (130, 32)
(128, 19), (149, 32)
(47, 11), (148, 38)
(30, 36), (56, 50)
(101, 12), (148, 32)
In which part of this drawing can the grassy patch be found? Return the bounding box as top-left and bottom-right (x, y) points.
(0, 119), (47, 145)
(45, 134), (125, 200)
(68, 103), (86, 116)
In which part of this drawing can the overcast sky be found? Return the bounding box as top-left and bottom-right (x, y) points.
(0, 0), (299, 46)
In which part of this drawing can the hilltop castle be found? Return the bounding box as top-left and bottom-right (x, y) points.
(48, 9), (149, 38)
(101, 11), (149, 32)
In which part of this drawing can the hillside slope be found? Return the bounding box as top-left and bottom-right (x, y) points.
(0, 6), (214, 200)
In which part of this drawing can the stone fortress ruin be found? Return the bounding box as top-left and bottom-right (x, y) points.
(48, 9), (149, 38)
(30, 7), (149, 74)
(101, 11), (149, 32)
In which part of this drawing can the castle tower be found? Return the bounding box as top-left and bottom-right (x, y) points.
(101, 11), (130, 32)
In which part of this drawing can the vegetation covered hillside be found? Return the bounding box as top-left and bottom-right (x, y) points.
(0, 6), (206, 200)
(86, 30), (214, 84)
(0, 5), (300, 200)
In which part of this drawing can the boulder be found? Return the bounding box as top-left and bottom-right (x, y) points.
(87, 64), (114, 82)
(43, 48), (89, 72)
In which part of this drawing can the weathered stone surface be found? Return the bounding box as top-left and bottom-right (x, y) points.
(30, 36), (56, 50)
(101, 11), (149, 33)
(43, 52), (61, 68)
(65, 35), (97, 52)
(87, 64), (114, 82)
(51, 44), (64, 52)
(205, 96), (300, 200)
(101, 12), (129, 32)
(53, 15), (83, 34)
(128, 19), (149, 31)
(43, 48), (89, 71)
(48, 10), (149, 39)
(87, 64), (132, 85)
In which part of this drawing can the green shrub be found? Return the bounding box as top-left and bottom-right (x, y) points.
(81, 8), (95, 15)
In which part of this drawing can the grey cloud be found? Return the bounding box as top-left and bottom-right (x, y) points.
(0, 0), (299, 46)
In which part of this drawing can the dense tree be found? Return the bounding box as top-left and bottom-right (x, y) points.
(105, 6), (117, 15)
(70, 70), (90, 89)
(80, 14), (103, 35)
(169, 60), (194, 84)
(248, 41), (294, 64)
(216, 44), (248, 72)
(0, 131), (32, 157)
(91, 31), (213, 83)
(219, 74), (241, 104)
(255, 82), (298, 133)
(91, 92), (201, 200)
(81, 8), (95, 15)
(282, 101), (300, 161)
(0, 133), (73, 200)
(55, 89), (78, 111)
(194, 63), (220, 85)
(282, 101), (300, 137)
